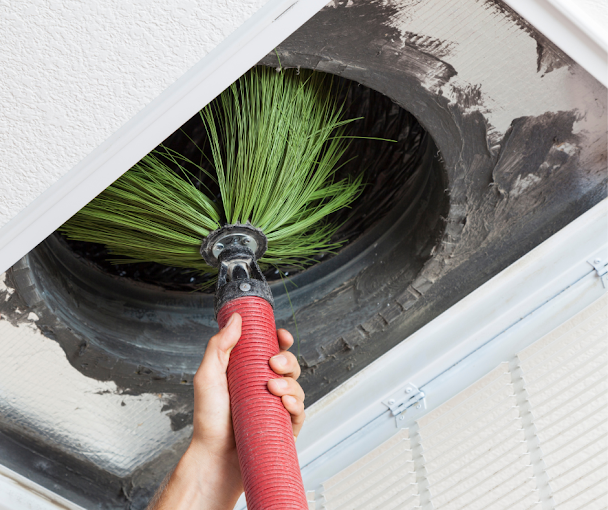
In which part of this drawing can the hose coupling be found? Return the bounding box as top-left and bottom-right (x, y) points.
(201, 224), (273, 318)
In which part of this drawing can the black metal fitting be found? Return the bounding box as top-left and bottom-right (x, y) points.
(200, 224), (273, 318)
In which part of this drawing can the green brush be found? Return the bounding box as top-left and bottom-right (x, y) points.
(60, 66), (369, 510)
(60, 67), (363, 280)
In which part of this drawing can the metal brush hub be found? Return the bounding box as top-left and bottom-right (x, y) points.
(200, 224), (273, 317)
(200, 223), (267, 268)
(211, 233), (257, 260)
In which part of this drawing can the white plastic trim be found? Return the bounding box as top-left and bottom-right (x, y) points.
(502, 0), (608, 86)
(0, 464), (86, 510)
(297, 198), (608, 492)
(0, 0), (328, 275)
(547, 0), (608, 51)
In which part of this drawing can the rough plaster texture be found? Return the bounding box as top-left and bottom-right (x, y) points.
(0, 0), (269, 228)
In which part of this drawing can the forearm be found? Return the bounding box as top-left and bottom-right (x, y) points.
(147, 444), (243, 510)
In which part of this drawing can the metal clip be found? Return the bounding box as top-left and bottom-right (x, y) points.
(381, 383), (426, 427)
(588, 257), (608, 288)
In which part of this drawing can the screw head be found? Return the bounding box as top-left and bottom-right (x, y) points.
(388, 399), (395, 406)
(242, 237), (251, 245)
(216, 243), (224, 251)
(416, 404), (421, 409)
(406, 388), (412, 393)
(239, 282), (251, 292)
(400, 415), (405, 421)
(594, 258), (602, 264)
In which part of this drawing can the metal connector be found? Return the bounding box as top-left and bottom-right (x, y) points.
(381, 383), (426, 427)
(588, 257), (608, 288)
(201, 224), (273, 317)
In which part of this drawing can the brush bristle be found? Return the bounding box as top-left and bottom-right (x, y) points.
(60, 67), (364, 281)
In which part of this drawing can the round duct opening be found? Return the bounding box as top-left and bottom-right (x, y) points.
(12, 71), (449, 396)
(62, 74), (432, 292)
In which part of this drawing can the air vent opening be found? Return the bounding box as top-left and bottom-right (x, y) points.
(59, 71), (437, 293)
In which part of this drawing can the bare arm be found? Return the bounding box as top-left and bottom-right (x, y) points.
(147, 313), (305, 510)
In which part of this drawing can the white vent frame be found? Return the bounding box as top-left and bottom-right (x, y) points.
(0, 464), (87, 510)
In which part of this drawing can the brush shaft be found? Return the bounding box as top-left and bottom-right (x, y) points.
(217, 297), (308, 510)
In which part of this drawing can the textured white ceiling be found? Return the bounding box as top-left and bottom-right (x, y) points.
(0, 0), (269, 229)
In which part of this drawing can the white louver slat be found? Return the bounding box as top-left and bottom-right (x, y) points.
(320, 429), (420, 510)
(317, 294), (607, 510)
(418, 364), (540, 510)
(518, 296), (608, 510)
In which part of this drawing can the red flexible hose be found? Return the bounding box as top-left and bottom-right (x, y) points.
(217, 296), (308, 510)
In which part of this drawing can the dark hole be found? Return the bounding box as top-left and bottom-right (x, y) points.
(62, 71), (427, 292)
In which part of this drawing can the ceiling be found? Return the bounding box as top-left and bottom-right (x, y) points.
(0, 0), (606, 509)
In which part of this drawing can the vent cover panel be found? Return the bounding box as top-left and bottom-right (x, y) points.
(321, 429), (420, 510)
(316, 294), (607, 510)
(418, 364), (540, 510)
(519, 296), (608, 509)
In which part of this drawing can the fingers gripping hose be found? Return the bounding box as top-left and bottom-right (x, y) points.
(218, 297), (308, 510)
(202, 224), (308, 508)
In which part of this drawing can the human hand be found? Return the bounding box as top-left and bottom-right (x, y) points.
(148, 313), (305, 510)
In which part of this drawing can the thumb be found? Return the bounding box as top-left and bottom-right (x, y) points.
(217, 312), (242, 357)
(200, 313), (242, 377)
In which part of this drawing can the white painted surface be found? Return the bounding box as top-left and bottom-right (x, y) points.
(0, 0), (270, 229)
(549, 0), (608, 50)
(0, 464), (86, 510)
(0, 281), (191, 477)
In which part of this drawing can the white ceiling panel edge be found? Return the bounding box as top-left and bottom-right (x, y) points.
(503, 0), (607, 86)
(0, 463), (87, 510)
(0, 0), (328, 274)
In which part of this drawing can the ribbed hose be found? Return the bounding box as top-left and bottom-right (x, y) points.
(217, 296), (308, 510)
